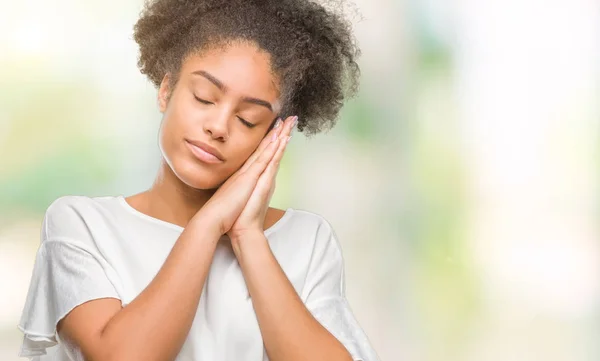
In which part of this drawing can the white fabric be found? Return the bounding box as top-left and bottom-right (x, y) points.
(17, 195), (379, 361)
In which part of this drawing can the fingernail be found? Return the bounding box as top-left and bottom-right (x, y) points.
(274, 118), (282, 129)
(292, 116), (299, 128)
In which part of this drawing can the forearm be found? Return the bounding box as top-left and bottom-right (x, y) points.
(233, 233), (353, 361)
(100, 214), (221, 361)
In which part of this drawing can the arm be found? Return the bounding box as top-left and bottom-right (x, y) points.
(57, 214), (221, 361)
(232, 231), (353, 361)
(22, 119), (286, 361)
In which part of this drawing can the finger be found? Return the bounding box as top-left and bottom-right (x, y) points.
(257, 116), (293, 181)
(254, 116), (291, 155)
(247, 136), (281, 177)
(281, 115), (297, 139)
(253, 145), (285, 201)
(257, 117), (285, 151)
(227, 124), (283, 184)
(236, 118), (283, 175)
(226, 137), (281, 206)
(274, 115), (296, 144)
(239, 134), (279, 176)
(271, 132), (290, 170)
(256, 130), (290, 194)
(239, 116), (293, 173)
(245, 129), (291, 211)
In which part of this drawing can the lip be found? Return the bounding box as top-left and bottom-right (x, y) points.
(185, 139), (225, 164)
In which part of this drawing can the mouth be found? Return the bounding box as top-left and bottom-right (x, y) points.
(185, 140), (224, 164)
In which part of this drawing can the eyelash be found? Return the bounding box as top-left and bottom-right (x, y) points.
(194, 95), (256, 128)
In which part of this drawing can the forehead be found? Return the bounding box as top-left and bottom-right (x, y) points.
(181, 43), (280, 101)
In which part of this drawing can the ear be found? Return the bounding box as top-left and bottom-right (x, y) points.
(158, 73), (171, 113)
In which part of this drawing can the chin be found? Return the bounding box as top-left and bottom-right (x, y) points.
(161, 151), (226, 190)
(178, 160), (228, 190)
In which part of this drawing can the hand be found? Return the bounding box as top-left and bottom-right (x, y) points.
(226, 116), (296, 242)
(193, 116), (296, 236)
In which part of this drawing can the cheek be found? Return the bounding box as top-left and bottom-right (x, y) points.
(159, 136), (229, 189)
(158, 98), (198, 158)
(155, 120), (250, 190)
(156, 99), (266, 189)
(237, 138), (263, 164)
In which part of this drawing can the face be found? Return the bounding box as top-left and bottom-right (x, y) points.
(157, 41), (281, 190)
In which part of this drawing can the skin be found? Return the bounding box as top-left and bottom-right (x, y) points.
(56, 41), (352, 361)
(126, 41), (287, 231)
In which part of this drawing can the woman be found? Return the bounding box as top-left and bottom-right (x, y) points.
(18, 0), (379, 360)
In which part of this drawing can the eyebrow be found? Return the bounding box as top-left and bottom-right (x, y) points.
(192, 70), (273, 112)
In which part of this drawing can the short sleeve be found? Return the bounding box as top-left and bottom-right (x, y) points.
(302, 219), (380, 361)
(17, 197), (121, 358)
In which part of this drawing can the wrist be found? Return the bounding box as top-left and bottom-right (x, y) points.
(228, 228), (264, 243)
(230, 230), (269, 262)
(190, 211), (224, 239)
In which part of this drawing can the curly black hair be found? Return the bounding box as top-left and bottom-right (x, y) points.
(133, 0), (361, 137)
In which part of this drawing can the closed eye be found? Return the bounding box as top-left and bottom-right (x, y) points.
(194, 95), (213, 105)
(237, 116), (256, 128)
(194, 95), (256, 129)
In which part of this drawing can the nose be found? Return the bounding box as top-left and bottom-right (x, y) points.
(202, 105), (231, 141)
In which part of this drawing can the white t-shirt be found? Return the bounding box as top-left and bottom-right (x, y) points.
(17, 195), (379, 361)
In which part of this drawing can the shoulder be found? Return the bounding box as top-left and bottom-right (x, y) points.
(282, 207), (342, 255)
(46, 194), (94, 213)
(288, 207), (336, 236)
(272, 208), (346, 293)
(277, 207), (330, 233)
(44, 195), (103, 225)
(42, 195), (111, 244)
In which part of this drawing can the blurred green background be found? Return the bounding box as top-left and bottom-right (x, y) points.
(1, 1), (599, 360)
